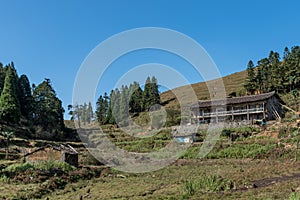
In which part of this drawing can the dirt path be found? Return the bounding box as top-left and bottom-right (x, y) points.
(251, 173), (300, 188)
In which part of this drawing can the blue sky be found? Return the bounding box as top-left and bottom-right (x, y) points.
(0, 0), (300, 118)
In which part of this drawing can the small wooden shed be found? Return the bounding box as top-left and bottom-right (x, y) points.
(172, 126), (199, 143)
(173, 133), (196, 143)
(24, 144), (78, 167)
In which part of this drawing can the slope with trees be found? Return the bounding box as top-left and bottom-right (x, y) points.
(244, 46), (300, 95)
(94, 76), (160, 126)
(0, 61), (65, 140)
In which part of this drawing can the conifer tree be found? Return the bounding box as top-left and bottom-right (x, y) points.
(33, 79), (64, 132)
(142, 76), (152, 111)
(18, 74), (34, 119)
(142, 76), (160, 111)
(0, 62), (6, 94)
(0, 66), (21, 124)
(119, 85), (129, 125)
(112, 88), (121, 123)
(96, 95), (106, 125)
(106, 90), (115, 124)
(268, 51), (282, 93)
(151, 76), (160, 105)
(87, 102), (94, 123)
(244, 60), (256, 94)
(129, 81), (143, 113)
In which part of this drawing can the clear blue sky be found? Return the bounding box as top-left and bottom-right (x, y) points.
(0, 0), (300, 119)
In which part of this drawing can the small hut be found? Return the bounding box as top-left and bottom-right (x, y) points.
(24, 144), (78, 167)
(172, 126), (199, 143)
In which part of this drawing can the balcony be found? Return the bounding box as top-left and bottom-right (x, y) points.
(195, 107), (264, 118)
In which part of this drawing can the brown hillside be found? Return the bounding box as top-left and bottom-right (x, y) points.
(160, 70), (247, 108)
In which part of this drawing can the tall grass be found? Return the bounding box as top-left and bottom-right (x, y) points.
(289, 191), (300, 200)
(183, 175), (235, 197)
(2, 161), (75, 173)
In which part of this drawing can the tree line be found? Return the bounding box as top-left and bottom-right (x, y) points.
(95, 76), (160, 126)
(0, 62), (64, 135)
(244, 46), (300, 95)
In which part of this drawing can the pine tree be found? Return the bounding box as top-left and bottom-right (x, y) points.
(257, 58), (270, 93)
(112, 88), (121, 123)
(81, 103), (88, 124)
(142, 76), (160, 111)
(87, 102), (93, 123)
(244, 60), (256, 94)
(33, 79), (64, 132)
(283, 47), (290, 60)
(106, 90), (115, 124)
(142, 76), (152, 111)
(103, 92), (109, 118)
(150, 76), (160, 106)
(0, 62), (6, 94)
(0, 66), (21, 124)
(72, 104), (81, 127)
(119, 85), (129, 125)
(268, 51), (282, 93)
(18, 74), (34, 119)
(96, 95), (106, 125)
(129, 81), (143, 113)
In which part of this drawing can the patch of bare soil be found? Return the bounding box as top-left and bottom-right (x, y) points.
(251, 173), (300, 188)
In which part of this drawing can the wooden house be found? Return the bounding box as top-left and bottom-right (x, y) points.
(190, 91), (284, 124)
(24, 144), (78, 167)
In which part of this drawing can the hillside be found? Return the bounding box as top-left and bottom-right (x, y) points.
(160, 70), (247, 108)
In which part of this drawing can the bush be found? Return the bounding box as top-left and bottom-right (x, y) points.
(0, 174), (10, 182)
(183, 175), (235, 197)
(3, 162), (33, 173)
(33, 161), (76, 172)
(2, 161), (75, 173)
(289, 191), (300, 200)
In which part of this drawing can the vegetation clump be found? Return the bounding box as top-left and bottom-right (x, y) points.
(183, 174), (235, 197)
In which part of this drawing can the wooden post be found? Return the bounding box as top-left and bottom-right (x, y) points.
(297, 128), (300, 161)
(263, 102), (266, 119)
(296, 139), (299, 161)
(216, 108), (218, 123)
(247, 104), (250, 121)
(231, 105), (234, 121)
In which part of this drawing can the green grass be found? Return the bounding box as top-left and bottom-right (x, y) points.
(289, 191), (300, 200)
(207, 143), (277, 159)
(39, 159), (300, 200)
(2, 160), (76, 173)
(183, 174), (235, 197)
(181, 138), (280, 160)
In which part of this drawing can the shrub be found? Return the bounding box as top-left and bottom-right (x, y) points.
(33, 161), (76, 172)
(289, 191), (300, 200)
(183, 175), (235, 197)
(2, 161), (75, 173)
(3, 162), (33, 173)
(0, 174), (10, 182)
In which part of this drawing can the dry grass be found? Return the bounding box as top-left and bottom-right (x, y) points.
(160, 70), (247, 109)
(40, 159), (300, 200)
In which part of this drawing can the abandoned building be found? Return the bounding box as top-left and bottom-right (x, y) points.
(24, 144), (78, 167)
(190, 91), (285, 124)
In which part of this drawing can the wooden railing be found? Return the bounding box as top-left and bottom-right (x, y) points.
(195, 107), (264, 118)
